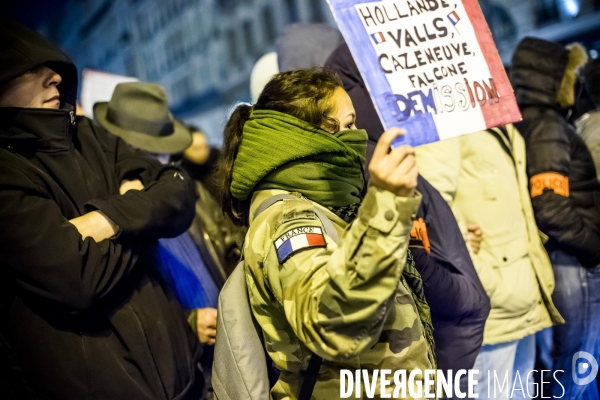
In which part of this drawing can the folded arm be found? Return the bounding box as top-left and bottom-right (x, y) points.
(85, 131), (198, 240)
(0, 179), (138, 313)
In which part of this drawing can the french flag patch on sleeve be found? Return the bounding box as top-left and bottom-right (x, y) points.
(274, 226), (327, 264)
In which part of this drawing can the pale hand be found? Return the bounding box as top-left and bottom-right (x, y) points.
(368, 128), (418, 198)
(119, 179), (144, 195)
(195, 307), (217, 345)
(466, 224), (483, 254)
(69, 211), (119, 242)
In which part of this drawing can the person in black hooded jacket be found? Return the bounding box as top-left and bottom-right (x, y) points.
(511, 37), (600, 400)
(325, 43), (490, 388)
(0, 19), (204, 399)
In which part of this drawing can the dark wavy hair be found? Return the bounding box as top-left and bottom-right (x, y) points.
(218, 67), (344, 225)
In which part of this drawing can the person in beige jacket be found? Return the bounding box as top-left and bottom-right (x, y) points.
(415, 125), (562, 400)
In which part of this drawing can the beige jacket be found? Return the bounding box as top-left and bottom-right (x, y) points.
(415, 125), (562, 345)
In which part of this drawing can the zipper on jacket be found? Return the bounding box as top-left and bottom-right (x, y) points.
(69, 111), (76, 125)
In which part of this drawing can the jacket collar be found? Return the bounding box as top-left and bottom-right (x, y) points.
(0, 107), (76, 152)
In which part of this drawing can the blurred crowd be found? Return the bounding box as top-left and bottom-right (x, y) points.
(1, 16), (599, 400)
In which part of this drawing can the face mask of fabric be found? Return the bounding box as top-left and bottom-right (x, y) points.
(231, 109), (368, 211)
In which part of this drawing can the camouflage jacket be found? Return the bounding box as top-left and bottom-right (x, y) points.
(244, 187), (435, 399)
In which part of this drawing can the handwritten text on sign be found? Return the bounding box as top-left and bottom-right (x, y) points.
(328, 0), (521, 146)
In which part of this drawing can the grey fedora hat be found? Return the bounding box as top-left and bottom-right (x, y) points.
(93, 82), (191, 154)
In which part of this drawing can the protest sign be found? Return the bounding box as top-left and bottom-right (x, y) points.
(80, 69), (138, 118)
(327, 0), (521, 147)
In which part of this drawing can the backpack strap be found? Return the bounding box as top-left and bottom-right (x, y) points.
(297, 352), (323, 400)
(253, 194), (342, 400)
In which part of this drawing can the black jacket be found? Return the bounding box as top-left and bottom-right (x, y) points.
(511, 37), (600, 268)
(325, 43), (490, 372)
(0, 20), (203, 399)
(181, 153), (244, 277)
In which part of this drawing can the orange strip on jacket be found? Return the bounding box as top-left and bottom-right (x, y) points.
(410, 218), (431, 253)
(530, 172), (570, 198)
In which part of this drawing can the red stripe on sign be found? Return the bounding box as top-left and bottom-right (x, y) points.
(461, 0), (521, 128)
(306, 233), (325, 247)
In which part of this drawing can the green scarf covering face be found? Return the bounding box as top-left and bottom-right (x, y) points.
(231, 109), (368, 209)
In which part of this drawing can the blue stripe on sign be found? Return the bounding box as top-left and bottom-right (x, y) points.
(392, 113), (440, 148)
(329, 0), (441, 147)
(277, 240), (293, 263)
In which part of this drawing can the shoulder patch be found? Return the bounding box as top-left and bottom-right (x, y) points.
(530, 172), (569, 198)
(282, 198), (316, 222)
(409, 218), (431, 253)
(274, 226), (326, 263)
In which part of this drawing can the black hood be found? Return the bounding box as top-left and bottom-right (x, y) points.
(325, 43), (385, 143)
(0, 18), (78, 108)
(509, 37), (569, 109)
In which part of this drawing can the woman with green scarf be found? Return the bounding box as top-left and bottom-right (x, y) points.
(218, 68), (436, 399)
